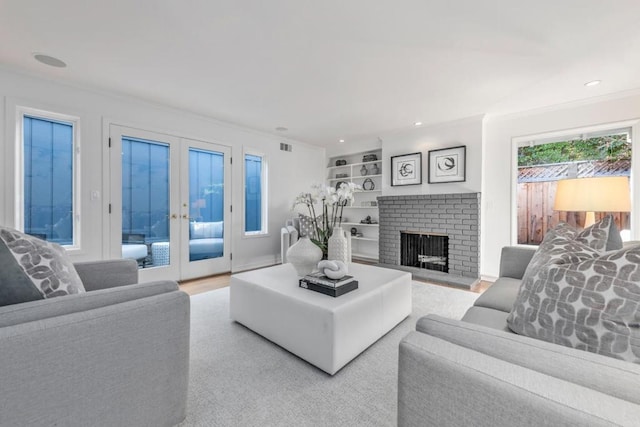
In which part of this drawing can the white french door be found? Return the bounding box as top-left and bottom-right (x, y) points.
(180, 138), (231, 279)
(109, 125), (231, 282)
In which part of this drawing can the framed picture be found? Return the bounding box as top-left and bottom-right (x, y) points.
(391, 152), (422, 186)
(428, 145), (466, 183)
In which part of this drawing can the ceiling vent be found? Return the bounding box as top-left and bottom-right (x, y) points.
(280, 142), (292, 152)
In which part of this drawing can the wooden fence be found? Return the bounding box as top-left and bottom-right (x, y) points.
(517, 181), (630, 245)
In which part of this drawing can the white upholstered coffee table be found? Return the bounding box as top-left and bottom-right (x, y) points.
(230, 263), (412, 375)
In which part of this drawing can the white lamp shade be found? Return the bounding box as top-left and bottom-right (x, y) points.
(554, 176), (631, 212)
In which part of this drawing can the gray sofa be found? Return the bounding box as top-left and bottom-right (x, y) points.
(0, 259), (190, 427)
(398, 246), (640, 426)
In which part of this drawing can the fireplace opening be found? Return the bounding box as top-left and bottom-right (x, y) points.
(400, 232), (449, 273)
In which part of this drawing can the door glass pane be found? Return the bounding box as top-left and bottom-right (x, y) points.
(189, 148), (224, 262)
(23, 116), (74, 244)
(122, 137), (170, 268)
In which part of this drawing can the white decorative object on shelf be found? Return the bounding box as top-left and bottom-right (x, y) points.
(328, 226), (351, 263)
(286, 236), (323, 277)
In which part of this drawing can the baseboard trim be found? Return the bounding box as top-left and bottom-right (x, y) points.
(232, 255), (278, 273)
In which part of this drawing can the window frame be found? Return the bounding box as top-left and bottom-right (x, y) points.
(510, 120), (638, 246)
(242, 148), (269, 237)
(15, 106), (81, 249)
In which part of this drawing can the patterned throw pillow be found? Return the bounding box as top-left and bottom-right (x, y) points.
(518, 223), (599, 287)
(507, 226), (640, 363)
(0, 227), (85, 307)
(518, 216), (621, 285)
(574, 214), (623, 252)
(298, 214), (322, 238)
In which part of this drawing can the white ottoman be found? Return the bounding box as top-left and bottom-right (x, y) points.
(230, 263), (412, 375)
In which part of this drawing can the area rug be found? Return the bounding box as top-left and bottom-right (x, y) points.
(179, 282), (478, 427)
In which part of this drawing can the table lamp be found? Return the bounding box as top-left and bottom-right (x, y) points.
(553, 176), (631, 228)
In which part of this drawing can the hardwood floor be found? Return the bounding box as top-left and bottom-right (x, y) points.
(179, 264), (493, 296)
(179, 273), (231, 296)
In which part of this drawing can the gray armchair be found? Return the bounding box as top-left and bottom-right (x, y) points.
(0, 259), (190, 427)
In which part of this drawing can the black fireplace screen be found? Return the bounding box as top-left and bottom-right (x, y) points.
(400, 232), (449, 273)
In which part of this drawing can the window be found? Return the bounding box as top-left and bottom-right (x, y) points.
(244, 152), (267, 235)
(515, 127), (632, 245)
(19, 110), (79, 246)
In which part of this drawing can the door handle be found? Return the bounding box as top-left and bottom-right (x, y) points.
(182, 214), (191, 220)
(170, 214), (178, 219)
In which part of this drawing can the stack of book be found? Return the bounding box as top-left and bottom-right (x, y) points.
(299, 272), (358, 297)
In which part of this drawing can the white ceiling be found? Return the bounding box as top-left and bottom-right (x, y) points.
(1, 1), (640, 146)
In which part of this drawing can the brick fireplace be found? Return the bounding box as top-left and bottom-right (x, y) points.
(378, 193), (480, 288)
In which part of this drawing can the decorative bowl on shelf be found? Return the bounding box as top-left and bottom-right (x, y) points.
(335, 159), (347, 166)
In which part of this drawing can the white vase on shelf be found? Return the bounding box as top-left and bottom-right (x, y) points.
(286, 236), (323, 276)
(328, 226), (351, 264)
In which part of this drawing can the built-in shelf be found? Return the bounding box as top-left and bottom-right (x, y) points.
(328, 174), (382, 181)
(327, 149), (382, 262)
(351, 236), (378, 242)
(327, 159), (381, 170)
(350, 174), (382, 179)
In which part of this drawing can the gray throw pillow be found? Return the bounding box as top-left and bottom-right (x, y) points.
(519, 216), (622, 286)
(298, 214), (322, 238)
(518, 223), (598, 287)
(0, 227), (85, 307)
(507, 230), (640, 363)
(575, 214), (623, 252)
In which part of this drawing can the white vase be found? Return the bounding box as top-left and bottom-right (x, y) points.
(286, 236), (323, 276)
(328, 226), (351, 264)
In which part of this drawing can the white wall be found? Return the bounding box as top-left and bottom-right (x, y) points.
(482, 93), (640, 279)
(0, 67), (325, 272)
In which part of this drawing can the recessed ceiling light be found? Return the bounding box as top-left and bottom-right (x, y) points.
(338, 139), (345, 143)
(584, 80), (601, 87)
(33, 53), (67, 68)
(414, 122), (422, 126)
(275, 126), (288, 132)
